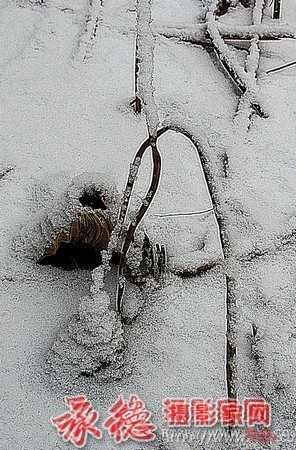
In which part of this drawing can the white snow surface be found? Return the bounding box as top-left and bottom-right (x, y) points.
(0, 0), (295, 449)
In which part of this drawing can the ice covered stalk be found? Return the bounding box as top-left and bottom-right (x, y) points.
(134, 27), (141, 113)
(113, 133), (163, 312)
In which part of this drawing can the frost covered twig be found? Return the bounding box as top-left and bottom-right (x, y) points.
(72, 0), (103, 63)
(119, 0), (161, 254)
(110, 131), (164, 311)
(162, 121), (237, 399)
(217, 22), (295, 39)
(206, 0), (267, 118)
(134, 0), (159, 135)
(111, 0), (162, 311)
(158, 23), (295, 44)
(154, 208), (214, 217)
(157, 3), (295, 122)
(158, 0), (295, 122)
(236, 0), (265, 120)
(156, 24), (209, 45)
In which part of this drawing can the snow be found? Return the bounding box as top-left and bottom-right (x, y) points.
(0, 0), (295, 449)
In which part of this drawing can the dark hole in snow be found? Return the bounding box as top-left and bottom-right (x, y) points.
(39, 242), (102, 270)
(79, 191), (107, 210)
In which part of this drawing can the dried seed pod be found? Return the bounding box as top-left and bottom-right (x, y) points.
(38, 211), (114, 264)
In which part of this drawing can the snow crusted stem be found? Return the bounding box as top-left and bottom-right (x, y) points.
(157, 23), (296, 45)
(115, 134), (162, 312)
(235, 0), (266, 122)
(136, 0), (159, 137)
(206, 0), (266, 118)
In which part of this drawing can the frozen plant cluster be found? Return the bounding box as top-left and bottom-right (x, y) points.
(46, 267), (126, 379)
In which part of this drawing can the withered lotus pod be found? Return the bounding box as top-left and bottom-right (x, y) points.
(38, 211), (114, 269)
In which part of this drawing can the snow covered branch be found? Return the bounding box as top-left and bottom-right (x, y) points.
(157, 6), (295, 121)
(236, 0), (264, 119)
(206, 0), (267, 118)
(135, 0), (159, 137)
(217, 23), (296, 39)
(157, 23), (296, 44)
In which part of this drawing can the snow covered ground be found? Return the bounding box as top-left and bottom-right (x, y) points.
(0, 0), (295, 449)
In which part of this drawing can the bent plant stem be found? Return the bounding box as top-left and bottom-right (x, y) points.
(116, 125), (237, 399)
(115, 131), (165, 311)
(114, 127), (168, 256)
(120, 139), (161, 264)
